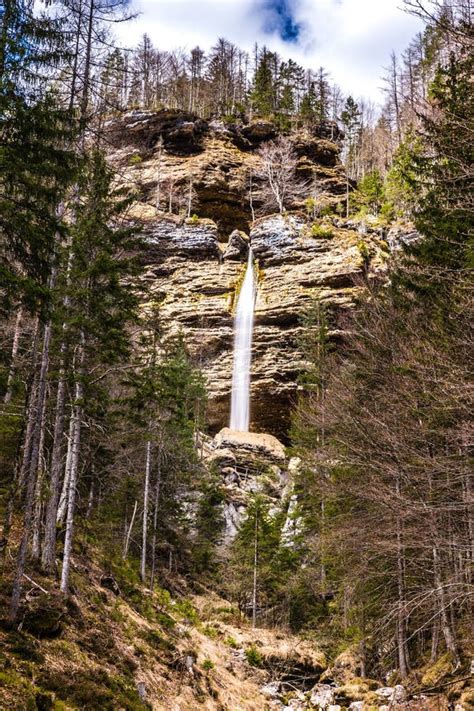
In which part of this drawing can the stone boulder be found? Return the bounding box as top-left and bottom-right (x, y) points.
(222, 229), (249, 261)
(241, 120), (277, 145)
(205, 428), (288, 541)
(291, 131), (339, 168)
(105, 109), (208, 154)
(310, 683), (336, 708)
(139, 215), (221, 261)
(320, 647), (364, 684)
(375, 685), (407, 704)
(213, 428), (286, 463)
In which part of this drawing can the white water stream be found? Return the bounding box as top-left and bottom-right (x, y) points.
(230, 248), (256, 432)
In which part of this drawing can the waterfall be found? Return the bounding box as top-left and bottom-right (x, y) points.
(230, 248), (256, 432)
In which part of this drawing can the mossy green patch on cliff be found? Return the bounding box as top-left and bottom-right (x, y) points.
(310, 223), (334, 239)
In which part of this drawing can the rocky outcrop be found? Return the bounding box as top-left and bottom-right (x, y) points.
(135, 210), (387, 437)
(107, 110), (348, 235)
(202, 428), (291, 542)
(105, 109), (209, 154)
(107, 111), (389, 437)
(213, 428), (286, 462)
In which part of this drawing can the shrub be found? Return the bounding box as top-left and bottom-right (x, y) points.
(174, 598), (199, 625)
(320, 204), (335, 217)
(201, 659), (215, 670)
(244, 645), (263, 667)
(129, 154), (143, 165)
(310, 223), (334, 239)
(202, 625), (219, 639)
(357, 240), (370, 266)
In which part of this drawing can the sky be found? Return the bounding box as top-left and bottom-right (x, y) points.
(116, 0), (425, 105)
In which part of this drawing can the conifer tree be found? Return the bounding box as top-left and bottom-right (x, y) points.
(251, 48), (276, 116)
(341, 96), (362, 215)
(0, 0), (76, 312)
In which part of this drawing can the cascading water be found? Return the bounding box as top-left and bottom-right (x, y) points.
(230, 247), (256, 432)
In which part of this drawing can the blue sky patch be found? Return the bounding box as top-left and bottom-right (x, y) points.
(257, 0), (303, 43)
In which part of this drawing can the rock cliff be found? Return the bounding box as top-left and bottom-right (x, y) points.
(106, 110), (388, 436)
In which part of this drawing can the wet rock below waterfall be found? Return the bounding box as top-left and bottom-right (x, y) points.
(213, 428), (286, 463)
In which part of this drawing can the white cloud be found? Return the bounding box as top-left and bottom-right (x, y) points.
(115, 0), (424, 104)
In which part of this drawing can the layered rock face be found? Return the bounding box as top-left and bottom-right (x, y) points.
(106, 109), (346, 235)
(133, 210), (387, 436)
(107, 110), (388, 437)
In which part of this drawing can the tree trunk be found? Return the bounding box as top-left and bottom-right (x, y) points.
(432, 544), (460, 666)
(346, 174), (350, 218)
(396, 476), (410, 678)
(1, 317), (40, 563)
(42, 339), (70, 570)
(60, 336), (85, 594)
(31, 390), (48, 560)
(68, 0), (83, 113)
(57, 414), (75, 525)
(79, 0), (95, 139)
(252, 510), (258, 629)
(9, 320), (52, 621)
(140, 438), (152, 582)
(430, 616), (440, 663)
(149, 454), (162, 590)
(3, 307), (23, 404)
(123, 499), (138, 560)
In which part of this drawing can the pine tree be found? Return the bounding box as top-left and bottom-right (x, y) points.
(0, 0), (76, 313)
(300, 84), (317, 125)
(250, 48), (276, 116)
(1, 0), (78, 622)
(341, 96), (362, 215)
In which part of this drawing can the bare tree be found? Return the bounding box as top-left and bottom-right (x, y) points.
(257, 136), (308, 214)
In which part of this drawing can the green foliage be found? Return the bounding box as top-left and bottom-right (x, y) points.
(341, 96), (361, 170)
(174, 598), (199, 625)
(129, 154), (143, 165)
(38, 666), (150, 711)
(357, 240), (371, 268)
(310, 223), (334, 239)
(383, 133), (423, 218)
(0, 0), (77, 314)
(192, 470), (225, 574)
(66, 150), (139, 362)
(300, 89), (317, 125)
(201, 658), (215, 670)
(250, 48), (277, 115)
(408, 50), (473, 274)
(202, 624), (219, 639)
(352, 170), (385, 215)
(244, 645), (264, 667)
(225, 493), (307, 627)
(320, 204), (335, 217)
(140, 629), (176, 655)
